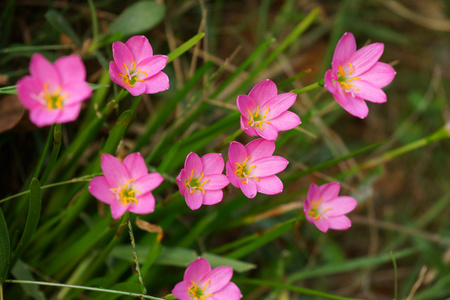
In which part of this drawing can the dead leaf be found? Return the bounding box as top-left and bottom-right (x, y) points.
(0, 94), (26, 133)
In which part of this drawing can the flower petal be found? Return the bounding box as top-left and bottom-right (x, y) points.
(185, 190), (203, 210)
(202, 190), (224, 205)
(326, 196), (357, 217)
(236, 94), (257, 117)
(201, 266), (233, 293)
(185, 152), (203, 178)
(270, 111), (301, 131)
(353, 80), (387, 103)
(327, 215), (352, 230)
(112, 41), (135, 74)
(318, 182), (341, 201)
(248, 79), (277, 106)
(307, 183), (320, 202)
(245, 138), (275, 159)
(125, 35), (153, 64)
(54, 55), (86, 85)
(177, 170), (187, 196)
(137, 55), (168, 78)
(16, 76), (44, 110)
(257, 122), (278, 141)
(184, 258), (211, 282)
(238, 180), (257, 199)
(348, 43), (384, 76)
(332, 32), (356, 70)
(202, 174), (230, 190)
(314, 218), (329, 233)
(255, 175), (283, 195)
(226, 161), (240, 188)
(264, 92), (297, 119)
(109, 202), (129, 219)
(133, 173), (164, 195)
(62, 81), (92, 105)
(30, 53), (61, 86)
(171, 281), (192, 300)
(323, 69), (337, 95)
(252, 156), (288, 177)
(88, 176), (114, 204)
(29, 106), (63, 127)
(143, 71), (170, 94)
(123, 152), (148, 179)
(334, 88), (369, 119)
(128, 192), (155, 215)
(101, 153), (129, 188)
(201, 153), (225, 174)
(240, 117), (259, 136)
(362, 62), (396, 88)
(125, 82), (146, 97)
(228, 141), (248, 163)
(56, 104), (82, 124)
(210, 282), (242, 300)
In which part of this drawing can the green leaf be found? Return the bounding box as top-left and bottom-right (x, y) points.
(109, 1), (166, 37)
(11, 260), (46, 300)
(0, 85), (16, 94)
(45, 10), (81, 47)
(202, 253), (256, 273)
(10, 178), (42, 266)
(0, 207), (10, 282)
(167, 32), (205, 63)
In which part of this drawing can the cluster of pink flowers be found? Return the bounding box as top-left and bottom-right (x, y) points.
(14, 31), (397, 299)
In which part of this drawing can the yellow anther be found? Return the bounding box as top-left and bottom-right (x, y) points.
(248, 165), (256, 174)
(264, 107), (270, 119)
(348, 62), (353, 75)
(338, 65), (345, 77)
(348, 76), (360, 82)
(43, 82), (67, 110)
(339, 82), (350, 90)
(311, 199), (323, 209)
(122, 178), (136, 189)
(254, 105), (259, 118)
(202, 280), (210, 292)
(196, 172), (205, 183)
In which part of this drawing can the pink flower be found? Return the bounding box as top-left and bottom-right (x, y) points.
(303, 182), (357, 233)
(324, 32), (396, 119)
(177, 152), (230, 210)
(237, 79), (301, 140)
(88, 152), (163, 219)
(109, 35), (169, 96)
(16, 54), (92, 127)
(226, 138), (288, 199)
(172, 257), (242, 300)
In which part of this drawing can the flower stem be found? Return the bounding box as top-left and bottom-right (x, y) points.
(3, 279), (164, 300)
(128, 218), (147, 295)
(290, 79), (324, 95)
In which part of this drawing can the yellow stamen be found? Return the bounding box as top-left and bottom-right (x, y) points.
(201, 280), (210, 292)
(196, 172), (204, 183)
(348, 76), (360, 82)
(254, 105), (259, 118)
(338, 65), (345, 77)
(264, 107), (270, 119)
(348, 62), (353, 75)
(111, 178), (140, 205)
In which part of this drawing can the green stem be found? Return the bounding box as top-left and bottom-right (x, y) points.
(3, 279), (164, 300)
(391, 251), (398, 300)
(290, 79), (324, 95)
(87, 0), (98, 45)
(32, 124), (55, 179)
(0, 174), (101, 204)
(128, 218), (147, 294)
(235, 278), (364, 300)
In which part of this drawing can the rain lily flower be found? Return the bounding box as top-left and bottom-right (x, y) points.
(16, 54), (92, 127)
(172, 257), (242, 300)
(226, 138), (288, 198)
(237, 79), (301, 140)
(303, 182), (357, 233)
(88, 152), (163, 219)
(177, 152), (230, 210)
(324, 32), (396, 119)
(109, 35), (169, 96)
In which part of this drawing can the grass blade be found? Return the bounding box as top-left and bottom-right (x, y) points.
(0, 206), (10, 282)
(167, 32), (205, 63)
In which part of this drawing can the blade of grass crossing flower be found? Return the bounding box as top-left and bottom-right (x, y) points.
(287, 247), (419, 283)
(235, 278), (365, 300)
(226, 216), (302, 259)
(45, 10), (81, 47)
(167, 32), (205, 63)
(234, 8), (320, 96)
(10, 178), (41, 267)
(0, 85), (17, 94)
(0, 207), (10, 282)
(39, 124), (62, 184)
(134, 61), (214, 151)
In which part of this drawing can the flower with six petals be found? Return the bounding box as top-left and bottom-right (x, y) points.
(303, 182), (357, 233)
(88, 152), (163, 219)
(324, 32), (396, 118)
(172, 257), (242, 300)
(237, 79), (301, 140)
(226, 138), (288, 199)
(177, 152), (230, 210)
(16, 53), (92, 127)
(109, 35), (169, 96)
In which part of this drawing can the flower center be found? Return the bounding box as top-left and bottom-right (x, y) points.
(41, 82), (68, 110)
(307, 199), (332, 220)
(118, 60), (148, 87)
(187, 280), (213, 300)
(234, 156), (260, 184)
(184, 170), (210, 195)
(111, 178), (141, 205)
(246, 105), (271, 131)
(336, 62), (360, 96)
